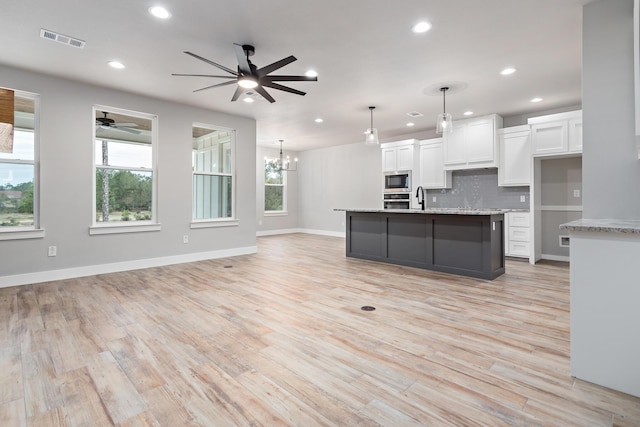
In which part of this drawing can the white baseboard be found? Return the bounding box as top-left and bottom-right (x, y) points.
(256, 228), (303, 236)
(256, 228), (345, 238)
(541, 254), (570, 262)
(0, 246), (257, 289)
(300, 228), (345, 238)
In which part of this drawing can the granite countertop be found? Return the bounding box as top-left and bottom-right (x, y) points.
(560, 219), (640, 234)
(335, 208), (510, 215)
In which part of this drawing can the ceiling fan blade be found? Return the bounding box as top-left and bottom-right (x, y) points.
(263, 75), (318, 82)
(113, 122), (138, 127)
(262, 81), (306, 96)
(183, 51), (237, 76)
(233, 43), (252, 75)
(114, 126), (142, 134)
(255, 86), (276, 103)
(193, 80), (237, 93)
(230, 86), (244, 102)
(256, 55), (297, 77)
(172, 73), (236, 79)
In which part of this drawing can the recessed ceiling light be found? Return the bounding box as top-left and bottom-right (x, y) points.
(530, 97), (543, 103)
(406, 122), (415, 127)
(305, 70), (318, 78)
(412, 22), (432, 33)
(463, 111), (474, 116)
(314, 118), (323, 123)
(500, 67), (516, 75)
(108, 61), (125, 69)
(149, 6), (171, 19)
(243, 97), (255, 103)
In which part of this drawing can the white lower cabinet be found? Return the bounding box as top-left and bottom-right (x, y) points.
(505, 212), (531, 258)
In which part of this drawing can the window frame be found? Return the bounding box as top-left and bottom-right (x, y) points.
(264, 157), (288, 215)
(0, 88), (43, 241)
(190, 123), (238, 228)
(89, 105), (159, 235)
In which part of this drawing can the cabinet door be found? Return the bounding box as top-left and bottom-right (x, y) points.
(382, 148), (397, 172)
(465, 118), (495, 165)
(419, 141), (451, 189)
(531, 120), (568, 155)
(569, 118), (583, 153)
(499, 130), (531, 186)
(396, 145), (413, 171)
(443, 123), (466, 167)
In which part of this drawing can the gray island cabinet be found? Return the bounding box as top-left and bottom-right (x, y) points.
(341, 209), (506, 280)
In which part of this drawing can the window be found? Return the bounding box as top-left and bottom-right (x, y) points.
(264, 158), (286, 212)
(0, 88), (41, 239)
(92, 106), (157, 232)
(192, 124), (235, 222)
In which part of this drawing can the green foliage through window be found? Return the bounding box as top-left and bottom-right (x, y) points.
(264, 159), (285, 212)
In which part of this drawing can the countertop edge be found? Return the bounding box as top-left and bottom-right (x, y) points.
(334, 208), (510, 216)
(560, 219), (640, 234)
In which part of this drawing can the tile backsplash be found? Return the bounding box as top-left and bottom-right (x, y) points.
(425, 169), (529, 209)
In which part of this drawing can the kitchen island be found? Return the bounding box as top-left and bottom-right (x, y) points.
(340, 209), (507, 280)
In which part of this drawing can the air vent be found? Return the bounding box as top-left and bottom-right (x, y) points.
(407, 111), (424, 118)
(40, 29), (86, 49)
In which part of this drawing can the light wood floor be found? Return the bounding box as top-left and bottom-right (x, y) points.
(1, 234), (639, 426)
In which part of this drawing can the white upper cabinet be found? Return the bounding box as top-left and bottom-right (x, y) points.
(381, 139), (416, 172)
(528, 110), (582, 156)
(443, 114), (503, 170)
(418, 138), (451, 189)
(498, 125), (531, 186)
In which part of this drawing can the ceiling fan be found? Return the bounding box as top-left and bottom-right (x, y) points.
(172, 43), (317, 103)
(95, 111), (140, 134)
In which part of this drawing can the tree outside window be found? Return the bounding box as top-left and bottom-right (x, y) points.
(265, 158), (286, 212)
(0, 89), (38, 229)
(93, 107), (156, 224)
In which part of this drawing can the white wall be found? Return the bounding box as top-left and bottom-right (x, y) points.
(255, 145), (299, 234)
(583, 0), (640, 219)
(0, 64), (256, 286)
(298, 142), (382, 234)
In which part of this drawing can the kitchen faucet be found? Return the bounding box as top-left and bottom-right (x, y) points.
(415, 185), (425, 210)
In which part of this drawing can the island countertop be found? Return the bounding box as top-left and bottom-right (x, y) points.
(335, 208), (510, 215)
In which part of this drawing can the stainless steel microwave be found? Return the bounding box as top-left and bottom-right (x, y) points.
(384, 170), (411, 193)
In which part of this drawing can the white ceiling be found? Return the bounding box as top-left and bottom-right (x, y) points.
(0, 0), (590, 151)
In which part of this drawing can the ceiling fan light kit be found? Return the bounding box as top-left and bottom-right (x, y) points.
(173, 43), (317, 103)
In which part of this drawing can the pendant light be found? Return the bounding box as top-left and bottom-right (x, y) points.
(277, 140), (297, 172)
(436, 87), (453, 134)
(365, 106), (379, 145)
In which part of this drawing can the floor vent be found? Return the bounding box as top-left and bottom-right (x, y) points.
(40, 29), (86, 49)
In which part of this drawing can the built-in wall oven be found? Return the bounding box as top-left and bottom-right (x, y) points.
(383, 193), (411, 210)
(384, 170), (411, 193)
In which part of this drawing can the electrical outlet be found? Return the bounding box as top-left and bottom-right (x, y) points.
(432, 196), (437, 203)
(183, 235), (189, 244)
(573, 189), (581, 198)
(258, 220), (262, 226)
(48, 246), (57, 257)
(520, 195), (526, 203)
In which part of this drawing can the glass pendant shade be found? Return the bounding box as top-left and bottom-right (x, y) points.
(436, 112), (453, 134)
(365, 127), (379, 145)
(436, 87), (453, 134)
(365, 106), (379, 145)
